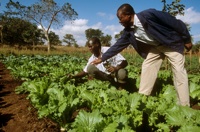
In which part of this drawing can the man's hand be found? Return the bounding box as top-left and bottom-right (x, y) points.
(185, 43), (193, 52)
(107, 66), (117, 73)
(66, 74), (74, 79)
(91, 58), (102, 65)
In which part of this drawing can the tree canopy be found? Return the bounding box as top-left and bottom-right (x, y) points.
(5, 0), (78, 52)
(1, 16), (42, 45)
(63, 34), (77, 47)
(85, 28), (112, 47)
(161, 0), (185, 16)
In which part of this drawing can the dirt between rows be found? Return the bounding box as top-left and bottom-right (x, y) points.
(0, 62), (60, 132)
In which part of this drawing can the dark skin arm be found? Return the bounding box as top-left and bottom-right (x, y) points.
(71, 71), (88, 79)
(71, 60), (128, 78)
(107, 60), (128, 73)
(184, 42), (193, 52)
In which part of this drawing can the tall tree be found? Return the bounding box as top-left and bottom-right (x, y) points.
(192, 41), (200, 53)
(1, 16), (41, 46)
(114, 31), (124, 41)
(161, 0), (185, 16)
(85, 28), (103, 40)
(21, 24), (42, 46)
(48, 31), (62, 46)
(0, 25), (3, 44)
(85, 28), (112, 47)
(63, 34), (77, 47)
(101, 35), (112, 46)
(5, 0), (78, 52)
(85, 28), (104, 46)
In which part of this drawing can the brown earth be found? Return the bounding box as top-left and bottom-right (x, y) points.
(0, 62), (60, 132)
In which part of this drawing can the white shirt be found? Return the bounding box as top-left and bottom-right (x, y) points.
(133, 15), (159, 46)
(84, 47), (126, 74)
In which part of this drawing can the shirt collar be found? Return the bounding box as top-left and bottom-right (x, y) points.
(132, 14), (139, 28)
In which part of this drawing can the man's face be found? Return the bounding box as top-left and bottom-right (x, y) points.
(88, 40), (99, 54)
(117, 10), (132, 28)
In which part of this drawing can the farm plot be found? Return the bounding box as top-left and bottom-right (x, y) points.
(0, 61), (60, 132)
(0, 54), (200, 132)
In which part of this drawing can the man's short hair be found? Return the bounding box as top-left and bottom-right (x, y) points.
(117, 3), (135, 15)
(89, 37), (101, 47)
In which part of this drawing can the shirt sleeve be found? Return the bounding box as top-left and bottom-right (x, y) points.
(83, 56), (93, 72)
(110, 53), (126, 67)
(101, 31), (131, 62)
(83, 54), (108, 74)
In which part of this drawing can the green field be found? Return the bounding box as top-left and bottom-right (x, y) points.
(0, 46), (200, 132)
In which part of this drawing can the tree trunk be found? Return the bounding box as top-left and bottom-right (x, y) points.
(0, 25), (3, 44)
(47, 40), (51, 53)
(0, 31), (2, 44)
(44, 31), (51, 53)
(32, 41), (35, 51)
(198, 48), (200, 64)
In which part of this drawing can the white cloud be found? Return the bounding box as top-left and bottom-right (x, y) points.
(97, 12), (106, 17)
(193, 34), (200, 42)
(90, 22), (103, 29)
(103, 25), (123, 45)
(108, 14), (115, 20)
(176, 7), (200, 43)
(97, 12), (115, 20)
(176, 7), (200, 24)
(51, 19), (89, 46)
(104, 25), (122, 33)
(51, 19), (123, 46)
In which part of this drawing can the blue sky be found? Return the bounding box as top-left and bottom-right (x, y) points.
(1, 0), (200, 46)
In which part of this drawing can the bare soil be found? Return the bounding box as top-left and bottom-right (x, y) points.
(0, 62), (60, 132)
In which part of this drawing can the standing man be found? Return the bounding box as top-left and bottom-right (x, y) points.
(92, 3), (192, 106)
(71, 37), (128, 88)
